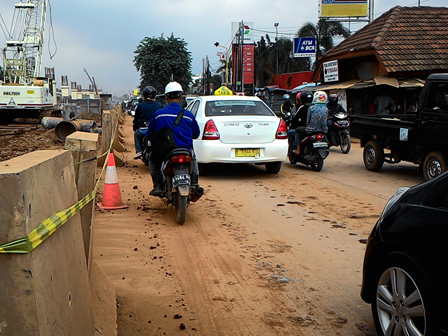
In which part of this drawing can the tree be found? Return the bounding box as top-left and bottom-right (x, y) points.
(297, 18), (350, 69)
(134, 33), (192, 94)
(254, 36), (311, 88)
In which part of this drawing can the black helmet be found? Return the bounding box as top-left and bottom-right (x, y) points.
(329, 93), (338, 104)
(142, 86), (156, 99)
(300, 90), (313, 105)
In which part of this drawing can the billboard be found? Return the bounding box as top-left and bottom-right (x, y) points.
(319, 0), (368, 18)
(293, 38), (316, 58)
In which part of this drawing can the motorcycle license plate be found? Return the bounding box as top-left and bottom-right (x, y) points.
(313, 142), (328, 148)
(235, 148), (260, 157)
(337, 121), (349, 126)
(172, 174), (191, 187)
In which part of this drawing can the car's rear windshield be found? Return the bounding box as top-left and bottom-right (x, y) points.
(205, 100), (274, 117)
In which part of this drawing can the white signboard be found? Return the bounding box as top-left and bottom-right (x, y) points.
(231, 22), (254, 44)
(323, 60), (339, 82)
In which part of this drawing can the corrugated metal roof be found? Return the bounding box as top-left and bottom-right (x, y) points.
(375, 76), (399, 87)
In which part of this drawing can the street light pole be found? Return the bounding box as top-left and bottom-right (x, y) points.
(214, 42), (229, 86)
(274, 23), (279, 75)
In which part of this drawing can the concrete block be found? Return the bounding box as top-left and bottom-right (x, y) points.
(65, 132), (99, 268)
(0, 150), (94, 336)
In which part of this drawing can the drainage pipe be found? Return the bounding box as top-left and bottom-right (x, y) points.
(55, 120), (98, 140)
(41, 117), (63, 129)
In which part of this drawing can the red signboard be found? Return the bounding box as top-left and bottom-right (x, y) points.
(232, 44), (255, 86)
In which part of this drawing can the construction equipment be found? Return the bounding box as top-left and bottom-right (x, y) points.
(0, 1), (57, 121)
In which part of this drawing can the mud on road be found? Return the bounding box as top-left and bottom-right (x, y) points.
(92, 115), (425, 336)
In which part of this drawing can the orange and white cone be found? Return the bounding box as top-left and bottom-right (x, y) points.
(98, 152), (128, 210)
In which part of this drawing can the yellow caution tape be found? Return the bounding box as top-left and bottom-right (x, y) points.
(0, 190), (95, 254)
(0, 108), (122, 254)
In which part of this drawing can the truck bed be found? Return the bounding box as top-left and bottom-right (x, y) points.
(350, 113), (416, 145)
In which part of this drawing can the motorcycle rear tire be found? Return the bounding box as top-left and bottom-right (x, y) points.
(340, 134), (351, 154)
(175, 194), (188, 224)
(311, 157), (324, 172)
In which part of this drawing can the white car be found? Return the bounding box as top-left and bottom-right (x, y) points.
(187, 95), (288, 174)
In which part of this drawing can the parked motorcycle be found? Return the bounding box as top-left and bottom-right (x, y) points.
(289, 133), (330, 172)
(327, 112), (351, 154)
(158, 148), (204, 224)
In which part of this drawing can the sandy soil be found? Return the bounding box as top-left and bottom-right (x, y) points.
(91, 115), (425, 336)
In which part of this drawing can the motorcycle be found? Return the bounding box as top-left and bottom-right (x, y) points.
(158, 148), (204, 224)
(141, 136), (151, 166)
(327, 112), (351, 154)
(289, 132), (330, 172)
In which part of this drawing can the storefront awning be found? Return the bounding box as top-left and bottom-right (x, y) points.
(313, 77), (425, 91)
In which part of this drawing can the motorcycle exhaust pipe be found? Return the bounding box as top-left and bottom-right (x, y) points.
(190, 186), (205, 202)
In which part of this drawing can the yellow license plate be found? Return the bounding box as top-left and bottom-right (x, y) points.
(235, 148), (260, 157)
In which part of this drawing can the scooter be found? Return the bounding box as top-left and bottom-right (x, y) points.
(158, 148), (204, 224)
(289, 133), (330, 172)
(327, 112), (351, 154)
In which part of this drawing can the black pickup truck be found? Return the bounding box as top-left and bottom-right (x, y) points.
(350, 73), (448, 180)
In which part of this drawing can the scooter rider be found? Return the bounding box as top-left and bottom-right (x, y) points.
(133, 86), (163, 160)
(146, 81), (201, 196)
(292, 91), (329, 155)
(280, 94), (294, 124)
(326, 93), (346, 132)
(287, 90), (313, 154)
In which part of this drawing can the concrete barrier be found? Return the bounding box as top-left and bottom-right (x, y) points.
(0, 150), (94, 335)
(65, 132), (99, 268)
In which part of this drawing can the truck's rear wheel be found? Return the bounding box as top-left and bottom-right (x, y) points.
(423, 151), (446, 181)
(363, 140), (384, 172)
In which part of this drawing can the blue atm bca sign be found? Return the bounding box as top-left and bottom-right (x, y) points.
(293, 38), (316, 58)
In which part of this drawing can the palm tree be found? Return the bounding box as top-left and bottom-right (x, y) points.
(297, 18), (350, 69)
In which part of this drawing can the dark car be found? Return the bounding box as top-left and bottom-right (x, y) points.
(361, 172), (448, 335)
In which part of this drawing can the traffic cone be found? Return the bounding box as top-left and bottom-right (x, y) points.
(98, 152), (129, 210)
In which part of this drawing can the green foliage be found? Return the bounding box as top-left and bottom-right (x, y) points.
(297, 18), (351, 68)
(255, 36), (311, 87)
(134, 33), (192, 94)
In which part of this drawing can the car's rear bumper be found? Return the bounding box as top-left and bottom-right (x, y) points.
(194, 139), (288, 164)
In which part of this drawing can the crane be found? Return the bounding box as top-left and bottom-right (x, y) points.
(0, 0), (57, 121)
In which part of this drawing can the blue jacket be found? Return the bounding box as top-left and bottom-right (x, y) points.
(133, 99), (163, 130)
(146, 102), (200, 150)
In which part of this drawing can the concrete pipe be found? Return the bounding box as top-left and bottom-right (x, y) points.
(55, 119), (99, 140)
(41, 117), (63, 129)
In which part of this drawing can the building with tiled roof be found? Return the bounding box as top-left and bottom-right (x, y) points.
(314, 5), (448, 82)
(312, 6), (448, 114)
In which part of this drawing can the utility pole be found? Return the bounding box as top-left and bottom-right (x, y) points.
(274, 23), (279, 75)
(240, 20), (244, 94)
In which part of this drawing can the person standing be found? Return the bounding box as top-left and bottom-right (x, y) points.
(133, 86), (162, 160)
(146, 81), (200, 196)
(374, 93), (394, 115)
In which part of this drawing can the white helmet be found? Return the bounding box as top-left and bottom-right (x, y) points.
(312, 91), (328, 104)
(165, 81), (183, 94)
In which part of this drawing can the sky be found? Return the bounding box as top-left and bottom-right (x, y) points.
(0, 0), (446, 98)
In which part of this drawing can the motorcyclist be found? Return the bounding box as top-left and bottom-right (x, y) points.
(146, 81), (200, 196)
(287, 91), (313, 154)
(132, 86), (163, 160)
(280, 94), (294, 124)
(326, 93), (346, 132)
(292, 91), (329, 155)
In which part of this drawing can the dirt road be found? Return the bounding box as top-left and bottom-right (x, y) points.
(93, 115), (424, 335)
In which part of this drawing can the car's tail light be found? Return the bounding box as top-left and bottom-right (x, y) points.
(276, 119), (288, 139)
(316, 134), (323, 141)
(202, 120), (220, 140)
(171, 155), (192, 164)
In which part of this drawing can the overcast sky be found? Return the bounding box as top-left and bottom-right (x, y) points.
(0, 0), (445, 97)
